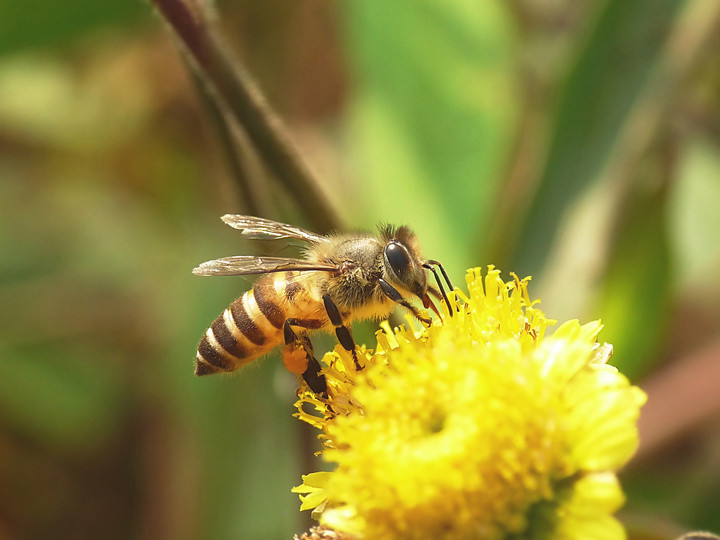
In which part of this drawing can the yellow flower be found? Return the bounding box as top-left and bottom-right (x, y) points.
(294, 267), (646, 540)
(292, 472), (332, 515)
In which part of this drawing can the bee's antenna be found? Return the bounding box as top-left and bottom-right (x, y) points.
(425, 259), (453, 292)
(423, 263), (453, 317)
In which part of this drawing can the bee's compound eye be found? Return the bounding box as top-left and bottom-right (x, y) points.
(385, 242), (412, 275)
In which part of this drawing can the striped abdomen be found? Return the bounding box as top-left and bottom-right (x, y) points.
(195, 272), (325, 376)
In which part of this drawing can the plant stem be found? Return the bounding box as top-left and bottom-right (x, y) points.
(151, 0), (342, 232)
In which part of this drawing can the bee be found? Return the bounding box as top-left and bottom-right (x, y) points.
(193, 215), (453, 395)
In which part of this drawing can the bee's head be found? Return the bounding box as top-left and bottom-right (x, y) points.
(381, 225), (428, 300)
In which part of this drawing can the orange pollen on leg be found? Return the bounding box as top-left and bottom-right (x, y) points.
(283, 344), (310, 375)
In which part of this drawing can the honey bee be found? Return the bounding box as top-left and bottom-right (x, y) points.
(193, 215), (453, 395)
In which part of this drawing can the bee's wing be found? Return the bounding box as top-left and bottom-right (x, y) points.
(221, 215), (328, 244)
(193, 255), (338, 276)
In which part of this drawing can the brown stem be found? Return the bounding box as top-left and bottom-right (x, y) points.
(151, 0), (342, 233)
(186, 62), (268, 216)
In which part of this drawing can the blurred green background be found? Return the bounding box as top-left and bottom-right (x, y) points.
(1, 0), (719, 538)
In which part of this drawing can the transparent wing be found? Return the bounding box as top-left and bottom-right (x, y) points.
(221, 215), (328, 244)
(193, 255), (338, 276)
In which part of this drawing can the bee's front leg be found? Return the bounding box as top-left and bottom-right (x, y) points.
(283, 319), (327, 396)
(378, 279), (432, 326)
(322, 294), (363, 371)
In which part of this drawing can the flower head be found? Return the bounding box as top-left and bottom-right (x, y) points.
(294, 267), (646, 540)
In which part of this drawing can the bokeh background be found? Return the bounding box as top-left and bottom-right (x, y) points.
(2, 0), (720, 538)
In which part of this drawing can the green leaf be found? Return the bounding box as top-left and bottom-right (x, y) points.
(0, 0), (147, 54)
(340, 0), (516, 282)
(670, 137), (720, 286)
(593, 183), (672, 380)
(511, 0), (685, 277)
(0, 342), (126, 451)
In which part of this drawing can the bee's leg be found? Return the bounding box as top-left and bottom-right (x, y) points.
(322, 295), (362, 371)
(283, 318), (327, 395)
(422, 263), (453, 317)
(378, 278), (432, 326)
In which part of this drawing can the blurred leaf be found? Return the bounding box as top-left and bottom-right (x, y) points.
(670, 137), (720, 287)
(510, 0), (685, 277)
(341, 0), (516, 282)
(0, 141), (303, 536)
(593, 181), (672, 380)
(0, 54), (151, 149)
(0, 342), (126, 451)
(180, 368), (303, 539)
(625, 452), (720, 537)
(0, 0), (147, 54)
